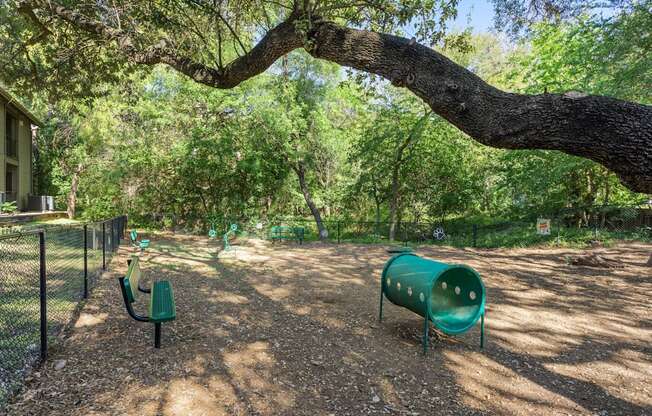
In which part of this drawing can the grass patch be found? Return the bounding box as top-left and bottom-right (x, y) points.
(0, 227), (119, 409)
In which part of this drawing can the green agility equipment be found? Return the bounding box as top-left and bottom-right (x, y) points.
(379, 253), (486, 353)
(223, 223), (237, 251)
(208, 224), (217, 239)
(207, 212), (219, 239)
(130, 230), (150, 252)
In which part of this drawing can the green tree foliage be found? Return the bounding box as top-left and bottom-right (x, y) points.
(488, 5), (651, 216)
(23, 9), (648, 232)
(350, 86), (487, 237)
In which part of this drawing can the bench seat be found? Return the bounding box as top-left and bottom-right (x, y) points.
(150, 281), (176, 323)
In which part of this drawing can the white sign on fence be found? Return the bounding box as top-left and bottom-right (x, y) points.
(536, 218), (551, 235)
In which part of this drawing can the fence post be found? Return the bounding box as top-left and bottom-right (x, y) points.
(38, 230), (47, 361)
(83, 224), (88, 299)
(337, 221), (341, 244)
(102, 222), (106, 270)
(472, 224), (478, 248)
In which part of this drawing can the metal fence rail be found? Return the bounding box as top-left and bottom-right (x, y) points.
(0, 215), (127, 407)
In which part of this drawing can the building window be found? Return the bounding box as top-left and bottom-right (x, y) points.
(6, 112), (18, 159)
(5, 164), (17, 201)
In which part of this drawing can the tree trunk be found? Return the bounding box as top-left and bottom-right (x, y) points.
(293, 162), (327, 240)
(370, 173), (383, 236)
(388, 173), (400, 241)
(388, 114), (430, 240)
(374, 197), (382, 236)
(66, 164), (82, 219)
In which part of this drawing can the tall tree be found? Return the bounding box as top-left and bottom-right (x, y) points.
(4, 0), (651, 193)
(248, 55), (349, 239)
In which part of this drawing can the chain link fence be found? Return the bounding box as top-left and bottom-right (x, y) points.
(0, 216), (126, 407)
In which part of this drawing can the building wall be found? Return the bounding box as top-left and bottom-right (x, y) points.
(0, 99), (5, 195)
(0, 96), (35, 210)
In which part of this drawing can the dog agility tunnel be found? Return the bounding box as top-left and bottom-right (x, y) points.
(379, 253), (486, 352)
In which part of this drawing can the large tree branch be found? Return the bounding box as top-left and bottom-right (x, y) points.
(306, 22), (652, 193)
(18, 1), (652, 192)
(19, 0), (304, 88)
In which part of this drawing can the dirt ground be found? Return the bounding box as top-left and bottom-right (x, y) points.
(6, 234), (651, 416)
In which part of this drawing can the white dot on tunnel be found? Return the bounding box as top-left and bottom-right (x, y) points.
(455, 286), (461, 295)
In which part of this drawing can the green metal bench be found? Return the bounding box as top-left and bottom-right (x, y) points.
(130, 229), (150, 252)
(118, 255), (176, 348)
(380, 253), (486, 353)
(270, 225), (305, 244)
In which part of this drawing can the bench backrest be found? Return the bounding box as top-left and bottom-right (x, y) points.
(130, 230), (138, 243)
(123, 255), (141, 303)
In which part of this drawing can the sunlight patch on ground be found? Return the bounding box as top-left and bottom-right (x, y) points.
(223, 341), (295, 414)
(251, 282), (292, 301)
(444, 350), (582, 415)
(74, 312), (108, 328)
(550, 348), (652, 408)
(164, 378), (231, 416)
(210, 290), (250, 304)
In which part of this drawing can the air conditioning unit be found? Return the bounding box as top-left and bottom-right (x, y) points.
(27, 195), (55, 212)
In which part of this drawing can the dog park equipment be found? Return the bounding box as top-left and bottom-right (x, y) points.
(270, 225), (305, 243)
(118, 256), (176, 348)
(208, 224), (217, 239)
(130, 230), (150, 252)
(380, 253), (486, 353)
(223, 223), (238, 251)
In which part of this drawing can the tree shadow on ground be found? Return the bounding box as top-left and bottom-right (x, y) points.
(7, 236), (651, 415)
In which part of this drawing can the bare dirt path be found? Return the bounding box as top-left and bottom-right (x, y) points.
(7, 235), (651, 415)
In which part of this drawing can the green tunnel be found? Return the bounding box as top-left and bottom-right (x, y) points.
(380, 253), (486, 350)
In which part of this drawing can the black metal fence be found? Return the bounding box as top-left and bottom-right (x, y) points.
(201, 204), (652, 248)
(123, 204), (652, 248)
(0, 216), (127, 406)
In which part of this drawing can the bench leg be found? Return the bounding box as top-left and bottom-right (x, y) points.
(480, 313), (485, 349)
(378, 286), (384, 322)
(155, 323), (161, 348)
(423, 315), (429, 355)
